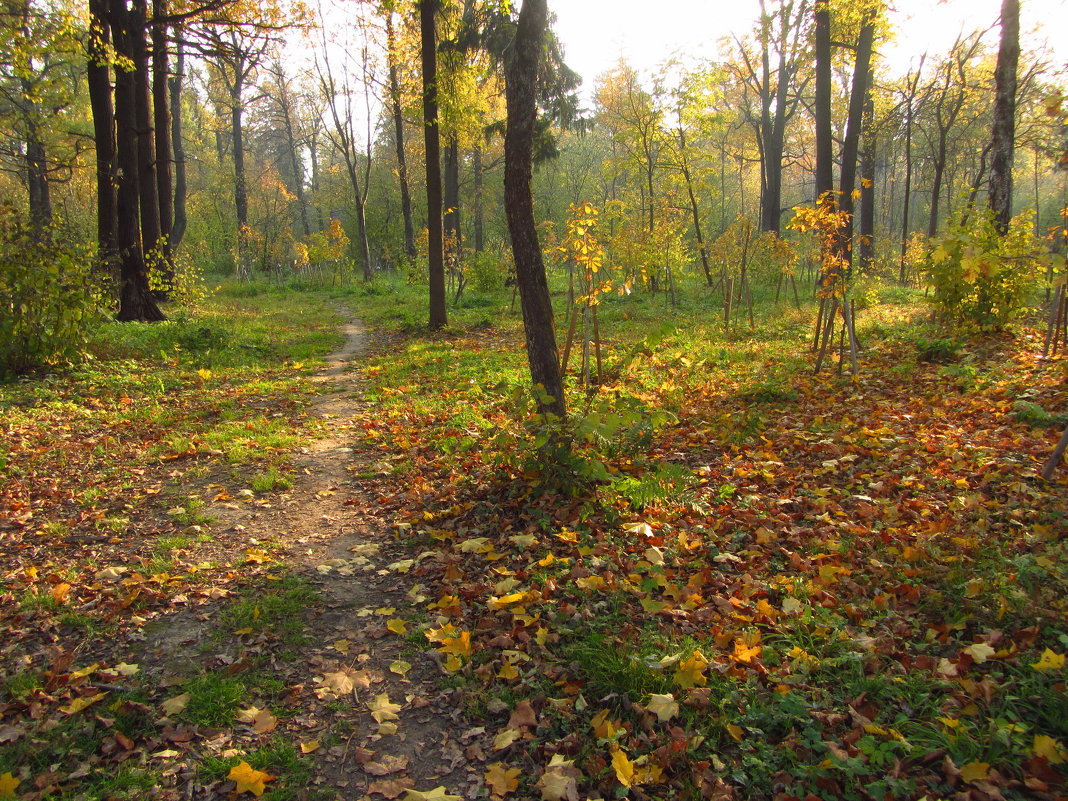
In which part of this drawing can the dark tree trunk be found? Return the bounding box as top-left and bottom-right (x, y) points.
(677, 125), (712, 285)
(25, 130), (52, 233)
(130, 0), (161, 266)
(444, 136), (461, 263)
(385, 12), (416, 261)
(88, 0), (118, 269)
(813, 0), (833, 204)
(505, 0), (564, 419)
(151, 0), (173, 263)
(835, 15), (875, 266)
(169, 34), (187, 251)
(928, 147), (946, 239)
(109, 0), (164, 321)
(988, 0), (1019, 234)
(279, 84), (310, 238)
(420, 0), (447, 329)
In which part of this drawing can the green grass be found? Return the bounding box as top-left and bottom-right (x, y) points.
(181, 672), (249, 727)
(215, 574), (319, 644)
(250, 465), (293, 493)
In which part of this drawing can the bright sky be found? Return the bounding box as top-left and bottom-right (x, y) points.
(550, 0), (1067, 104)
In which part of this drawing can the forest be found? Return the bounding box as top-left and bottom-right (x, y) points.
(1, 0), (1068, 799)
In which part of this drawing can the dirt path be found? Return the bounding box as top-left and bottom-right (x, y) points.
(144, 313), (475, 800)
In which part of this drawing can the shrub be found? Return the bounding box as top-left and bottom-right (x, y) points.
(0, 208), (105, 376)
(924, 208), (1048, 331)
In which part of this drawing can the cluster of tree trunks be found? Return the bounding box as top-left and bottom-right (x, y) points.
(88, 0), (172, 321)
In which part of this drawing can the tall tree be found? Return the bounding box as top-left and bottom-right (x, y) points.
(505, 0), (564, 418)
(383, 4), (417, 262)
(987, 0), (1019, 234)
(420, 0), (447, 328)
(87, 0), (118, 266)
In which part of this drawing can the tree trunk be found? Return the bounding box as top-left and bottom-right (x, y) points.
(444, 135), (461, 264)
(899, 71), (917, 284)
(858, 70), (875, 272)
(169, 33), (187, 252)
(151, 0), (172, 264)
(231, 72), (248, 232)
(473, 144), (484, 252)
(420, 0), (447, 329)
(88, 0), (118, 269)
(813, 0), (833, 204)
(677, 125), (712, 285)
(835, 15), (875, 266)
(25, 129), (52, 234)
(987, 0), (1019, 235)
(505, 0), (565, 419)
(131, 0), (161, 267)
(109, 0), (164, 321)
(386, 11), (416, 262)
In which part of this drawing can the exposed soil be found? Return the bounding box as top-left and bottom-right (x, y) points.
(135, 313), (476, 800)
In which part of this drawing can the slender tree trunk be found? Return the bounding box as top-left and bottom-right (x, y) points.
(444, 135), (461, 263)
(473, 144), (484, 252)
(928, 149), (945, 239)
(386, 12), (416, 262)
(231, 74), (248, 232)
(169, 33), (187, 252)
(836, 16), (875, 265)
(151, 0), (172, 265)
(813, 0), (833, 204)
(899, 81), (915, 283)
(988, 0), (1019, 235)
(858, 71), (875, 271)
(88, 0), (118, 269)
(505, 0), (564, 419)
(677, 126), (712, 285)
(420, 0), (447, 329)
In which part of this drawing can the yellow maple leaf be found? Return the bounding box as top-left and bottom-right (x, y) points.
(438, 631), (472, 657)
(0, 772), (20, 799)
(369, 693), (402, 723)
(497, 661), (520, 680)
(300, 739), (320, 754)
(726, 723), (744, 742)
(50, 582), (72, 602)
(575, 575), (606, 591)
(386, 618), (408, 635)
(1034, 734), (1067, 764)
(59, 692), (108, 715)
(228, 761), (274, 796)
(963, 643), (996, 663)
(484, 762), (521, 797)
(1031, 649), (1066, 672)
(959, 761), (990, 783)
(674, 650), (709, 689)
(732, 638), (762, 665)
(611, 747), (635, 787)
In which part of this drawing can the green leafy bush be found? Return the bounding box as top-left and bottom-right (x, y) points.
(0, 209), (105, 376)
(924, 209), (1048, 330)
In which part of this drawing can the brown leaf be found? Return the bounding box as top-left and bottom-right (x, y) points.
(368, 777), (415, 799)
(364, 755), (409, 776)
(507, 700), (537, 729)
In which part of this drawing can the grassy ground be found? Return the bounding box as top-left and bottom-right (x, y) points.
(1, 272), (1066, 800)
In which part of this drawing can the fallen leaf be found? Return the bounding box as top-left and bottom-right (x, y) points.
(50, 582), (72, 602)
(611, 747), (635, 787)
(674, 650), (709, 689)
(1031, 649), (1065, 672)
(507, 700), (537, 729)
(386, 618), (408, 635)
(959, 761), (990, 783)
(162, 693), (190, 716)
(228, 761), (274, 796)
(365, 755), (409, 776)
(60, 692), (108, 715)
(645, 693), (679, 722)
(0, 772), (19, 799)
(963, 643), (996, 664)
(485, 762), (521, 798)
(369, 777), (415, 798)
(403, 788), (462, 801)
(1034, 734), (1067, 764)
(492, 728), (521, 750)
(389, 660), (412, 676)
(300, 739), (320, 754)
(369, 693), (402, 723)
(236, 706), (278, 734)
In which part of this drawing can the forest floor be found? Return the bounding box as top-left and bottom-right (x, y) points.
(1, 279), (1067, 801)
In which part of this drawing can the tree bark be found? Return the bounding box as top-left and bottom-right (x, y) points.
(24, 129), (52, 234)
(835, 15), (875, 266)
(813, 0), (833, 204)
(385, 11), (417, 262)
(988, 0), (1019, 235)
(88, 0), (118, 269)
(151, 0), (172, 264)
(109, 0), (164, 321)
(169, 33), (187, 252)
(858, 69), (875, 271)
(505, 0), (565, 419)
(130, 0), (162, 266)
(420, 0), (447, 329)
(472, 144), (484, 252)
